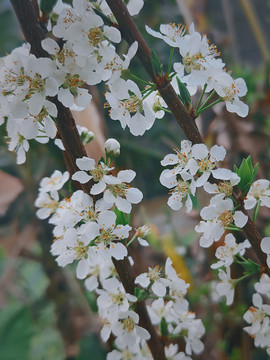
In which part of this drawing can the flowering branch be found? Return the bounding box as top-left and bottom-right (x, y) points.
(9, 1), (167, 359)
(105, 0), (203, 145)
(105, 0), (268, 270)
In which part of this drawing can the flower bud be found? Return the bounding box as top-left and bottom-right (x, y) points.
(105, 138), (120, 157)
(77, 126), (94, 145)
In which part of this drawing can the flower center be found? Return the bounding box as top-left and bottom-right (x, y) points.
(73, 240), (88, 259)
(88, 27), (105, 47)
(121, 95), (142, 114)
(183, 52), (204, 72)
(62, 73), (84, 94)
(111, 291), (125, 305)
(98, 228), (114, 246)
(122, 317), (135, 333)
(171, 180), (190, 197)
(218, 211), (233, 227)
(167, 23), (186, 41)
(105, 56), (122, 72)
(223, 83), (240, 102)
(90, 163), (108, 182)
(109, 183), (129, 198)
(148, 265), (162, 282)
(198, 158), (214, 172)
(217, 182), (233, 196)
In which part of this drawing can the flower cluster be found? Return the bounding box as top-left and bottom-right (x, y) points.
(243, 275), (270, 355)
(160, 139), (239, 214)
(146, 23), (248, 117)
(244, 179), (270, 210)
(136, 258), (205, 357)
(0, 0), (144, 163)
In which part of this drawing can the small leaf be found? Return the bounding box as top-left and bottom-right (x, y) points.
(176, 76), (191, 107)
(113, 207), (130, 226)
(160, 317), (168, 336)
(234, 156), (258, 195)
(134, 287), (148, 301)
(237, 256), (261, 274)
(40, 0), (58, 14)
(151, 49), (163, 76)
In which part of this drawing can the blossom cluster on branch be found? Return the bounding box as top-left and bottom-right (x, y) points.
(1, 0), (270, 359)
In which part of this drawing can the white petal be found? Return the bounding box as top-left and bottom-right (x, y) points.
(191, 144), (208, 159)
(233, 211), (248, 228)
(98, 211), (116, 230)
(110, 242), (127, 260)
(211, 168), (234, 180)
(76, 156), (95, 171)
(126, 188), (143, 204)
(261, 237), (270, 254)
(116, 197), (132, 213)
(90, 181), (106, 195)
(118, 170), (136, 183)
(76, 259), (89, 279)
(72, 171), (91, 184)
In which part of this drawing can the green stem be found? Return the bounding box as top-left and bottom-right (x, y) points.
(161, 107), (172, 114)
(196, 98), (222, 115)
(126, 70), (153, 86)
(252, 200), (261, 223)
(167, 47), (174, 76)
(167, 71), (177, 80)
(196, 84), (207, 110)
(235, 272), (254, 284)
(224, 226), (242, 232)
(126, 234), (137, 247)
(197, 90), (216, 112)
(142, 88), (155, 100)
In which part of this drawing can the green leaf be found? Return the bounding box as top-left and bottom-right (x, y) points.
(0, 304), (32, 360)
(176, 76), (191, 107)
(160, 317), (168, 336)
(134, 287), (148, 301)
(237, 256), (261, 274)
(40, 0), (58, 14)
(234, 156), (258, 195)
(151, 49), (163, 76)
(113, 207), (130, 226)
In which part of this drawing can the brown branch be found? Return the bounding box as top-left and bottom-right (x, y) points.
(105, 0), (268, 269)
